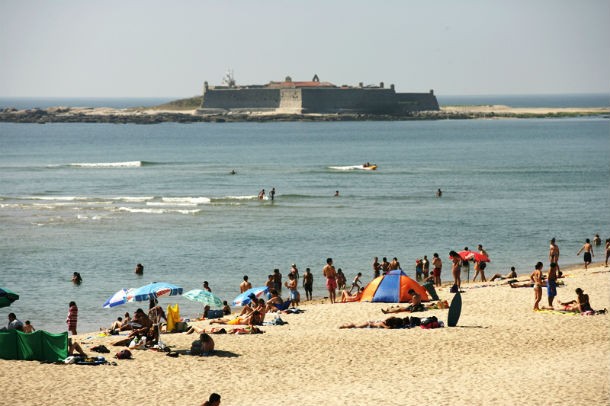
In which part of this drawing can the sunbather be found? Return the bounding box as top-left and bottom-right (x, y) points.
(340, 288), (363, 303)
(209, 310), (264, 326)
(339, 316), (410, 329)
(381, 290), (424, 313)
(490, 266), (518, 282)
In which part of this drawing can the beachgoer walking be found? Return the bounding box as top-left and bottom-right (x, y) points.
(546, 262), (559, 308)
(531, 262), (544, 311)
(449, 251), (462, 289)
(349, 272), (363, 294)
(135, 263), (144, 275)
(270, 187), (275, 201)
(240, 275), (252, 293)
(67, 301), (78, 335)
(477, 244), (489, 260)
(431, 253), (442, 287)
(549, 238), (560, 273)
(303, 267), (313, 301)
(323, 258), (337, 304)
(576, 239), (594, 270)
(472, 260), (487, 282)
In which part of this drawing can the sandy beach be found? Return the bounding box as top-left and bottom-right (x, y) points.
(2, 263), (608, 406)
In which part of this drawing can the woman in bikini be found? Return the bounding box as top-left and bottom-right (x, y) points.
(530, 262), (544, 311)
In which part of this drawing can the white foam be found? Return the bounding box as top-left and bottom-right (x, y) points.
(161, 197), (211, 205)
(116, 207), (201, 215)
(114, 196), (155, 202)
(70, 161), (142, 168)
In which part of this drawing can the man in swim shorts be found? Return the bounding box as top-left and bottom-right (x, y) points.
(431, 253), (442, 287)
(323, 258), (337, 304)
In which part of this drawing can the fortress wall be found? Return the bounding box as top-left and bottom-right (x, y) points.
(301, 88), (397, 114)
(396, 93), (439, 111)
(278, 88), (302, 112)
(202, 88), (280, 110)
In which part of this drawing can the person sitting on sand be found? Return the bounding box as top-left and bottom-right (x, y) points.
(381, 290), (424, 313)
(339, 316), (410, 329)
(190, 332), (215, 356)
(68, 338), (87, 357)
(340, 287), (364, 303)
(490, 266), (518, 282)
(558, 288), (604, 314)
(222, 301), (231, 315)
(265, 290), (283, 312)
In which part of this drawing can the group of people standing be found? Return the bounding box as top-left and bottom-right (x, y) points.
(258, 187), (276, 201)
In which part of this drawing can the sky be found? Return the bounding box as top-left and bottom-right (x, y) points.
(1, 0), (609, 98)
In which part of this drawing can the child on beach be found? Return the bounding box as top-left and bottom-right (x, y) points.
(23, 320), (35, 333)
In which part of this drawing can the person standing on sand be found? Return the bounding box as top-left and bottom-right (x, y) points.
(422, 255), (430, 279)
(449, 251), (462, 290)
(372, 257), (381, 278)
(323, 258), (337, 304)
(530, 262), (544, 311)
(546, 262), (559, 308)
(272, 269), (282, 293)
(605, 239), (610, 267)
(240, 275), (252, 293)
(431, 253), (442, 287)
(67, 301), (78, 335)
(549, 238), (560, 273)
(303, 268), (313, 301)
(576, 239), (594, 270)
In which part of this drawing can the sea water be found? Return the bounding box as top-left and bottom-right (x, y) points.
(1, 117), (609, 333)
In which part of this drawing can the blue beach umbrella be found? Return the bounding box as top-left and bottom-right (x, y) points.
(102, 288), (133, 308)
(127, 282), (183, 303)
(183, 289), (224, 309)
(233, 286), (269, 306)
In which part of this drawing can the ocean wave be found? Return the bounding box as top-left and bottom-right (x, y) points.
(161, 197), (211, 205)
(116, 207), (201, 215)
(69, 161), (143, 168)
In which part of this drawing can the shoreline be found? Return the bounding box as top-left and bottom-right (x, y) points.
(1, 105), (608, 124)
(2, 262), (608, 405)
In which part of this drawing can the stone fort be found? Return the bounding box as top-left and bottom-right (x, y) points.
(197, 74), (439, 115)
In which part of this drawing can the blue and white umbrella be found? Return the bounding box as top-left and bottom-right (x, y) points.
(102, 288), (133, 308)
(233, 286), (269, 306)
(127, 282), (183, 302)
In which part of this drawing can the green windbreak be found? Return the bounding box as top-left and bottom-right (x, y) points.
(0, 330), (68, 362)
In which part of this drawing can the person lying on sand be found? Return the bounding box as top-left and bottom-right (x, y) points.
(340, 288), (363, 303)
(209, 310), (264, 326)
(340, 316), (410, 329)
(381, 290), (424, 313)
(490, 266), (518, 282)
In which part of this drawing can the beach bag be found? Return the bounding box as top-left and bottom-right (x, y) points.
(115, 349), (132, 360)
(91, 345), (110, 353)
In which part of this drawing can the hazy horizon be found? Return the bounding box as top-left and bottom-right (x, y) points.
(1, 1), (609, 98)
